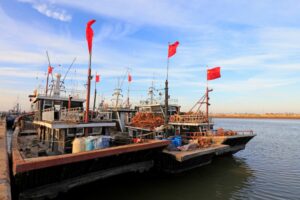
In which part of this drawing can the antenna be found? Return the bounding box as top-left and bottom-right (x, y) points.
(60, 57), (77, 87)
(119, 68), (130, 89)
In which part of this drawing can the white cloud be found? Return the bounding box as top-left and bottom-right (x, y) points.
(18, 0), (72, 22)
(54, 0), (191, 27)
(2, 1), (300, 112)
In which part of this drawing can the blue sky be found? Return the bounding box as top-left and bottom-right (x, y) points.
(0, 0), (300, 113)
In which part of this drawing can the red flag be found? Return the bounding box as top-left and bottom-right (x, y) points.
(86, 19), (96, 54)
(48, 66), (53, 74)
(128, 74), (132, 82)
(95, 74), (100, 83)
(207, 67), (221, 81)
(168, 41), (179, 58)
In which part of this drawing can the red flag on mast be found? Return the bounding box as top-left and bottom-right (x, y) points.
(207, 67), (221, 80)
(168, 41), (179, 58)
(86, 20), (96, 54)
(95, 74), (100, 83)
(48, 66), (53, 74)
(128, 74), (132, 82)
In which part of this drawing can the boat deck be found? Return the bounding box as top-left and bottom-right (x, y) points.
(13, 137), (169, 174)
(163, 144), (230, 162)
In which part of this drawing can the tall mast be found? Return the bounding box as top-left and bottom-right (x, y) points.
(206, 65), (209, 123)
(127, 81), (130, 108)
(164, 43), (170, 127)
(85, 19), (96, 126)
(45, 51), (52, 96)
(150, 77), (154, 104)
(85, 52), (92, 123)
(93, 72), (97, 113)
(206, 65), (213, 131)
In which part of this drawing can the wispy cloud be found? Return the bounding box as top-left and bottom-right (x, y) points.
(1, 0), (300, 112)
(56, 0), (190, 27)
(18, 0), (71, 22)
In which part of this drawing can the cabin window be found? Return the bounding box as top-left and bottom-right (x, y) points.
(43, 100), (53, 110)
(76, 128), (84, 136)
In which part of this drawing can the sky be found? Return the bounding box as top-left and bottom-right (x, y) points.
(0, 0), (300, 113)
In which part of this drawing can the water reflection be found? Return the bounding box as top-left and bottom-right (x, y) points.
(56, 119), (300, 200)
(61, 156), (254, 200)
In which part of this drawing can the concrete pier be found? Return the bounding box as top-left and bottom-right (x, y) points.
(0, 118), (11, 200)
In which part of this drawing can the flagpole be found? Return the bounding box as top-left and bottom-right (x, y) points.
(165, 42), (170, 127)
(127, 78), (130, 108)
(85, 51), (92, 128)
(85, 19), (95, 136)
(93, 72), (97, 113)
(46, 70), (49, 96)
(206, 65), (210, 131)
(45, 51), (51, 96)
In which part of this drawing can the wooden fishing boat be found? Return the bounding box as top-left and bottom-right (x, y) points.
(127, 85), (256, 173)
(12, 73), (169, 199)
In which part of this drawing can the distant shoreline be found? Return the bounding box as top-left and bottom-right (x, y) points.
(211, 114), (300, 120)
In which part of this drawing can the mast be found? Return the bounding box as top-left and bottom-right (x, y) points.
(85, 19), (96, 130)
(164, 44), (170, 127)
(93, 72), (97, 113)
(150, 77), (154, 104)
(127, 81), (130, 108)
(45, 71), (49, 96)
(206, 85), (209, 129)
(45, 51), (52, 96)
(85, 52), (92, 123)
(206, 66), (213, 131)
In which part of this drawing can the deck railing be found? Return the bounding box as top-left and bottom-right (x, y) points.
(182, 129), (254, 139)
(60, 107), (113, 123)
(60, 107), (84, 122)
(169, 114), (208, 123)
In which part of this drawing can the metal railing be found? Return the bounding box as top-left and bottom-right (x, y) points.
(60, 107), (113, 122)
(93, 112), (113, 121)
(234, 130), (255, 135)
(60, 107), (84, 122)
(182, 129), (254, 139)
(169, 114), (208, 123)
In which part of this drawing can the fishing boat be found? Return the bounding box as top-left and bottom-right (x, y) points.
(11, 44), (171, 200)
(127, 80), (256, 173)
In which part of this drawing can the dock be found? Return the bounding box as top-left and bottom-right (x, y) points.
(0, 118), (11, 200)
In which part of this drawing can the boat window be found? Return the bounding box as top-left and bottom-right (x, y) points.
(54, 105), (61, 111)
(76, 128), (84, 136)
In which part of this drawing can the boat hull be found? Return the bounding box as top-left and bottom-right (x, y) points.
(12, 135), (169, 199)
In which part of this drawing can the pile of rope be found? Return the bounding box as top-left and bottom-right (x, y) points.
(130, 112), (164, 130)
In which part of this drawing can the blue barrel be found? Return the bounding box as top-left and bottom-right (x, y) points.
(101, 136), (111, 148)
(172, 136), (182, 147)
(85, 137), (95, 151)
(95, 136), (111, 149)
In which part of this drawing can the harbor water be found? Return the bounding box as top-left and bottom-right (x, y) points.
(60, 118), (300, 200)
